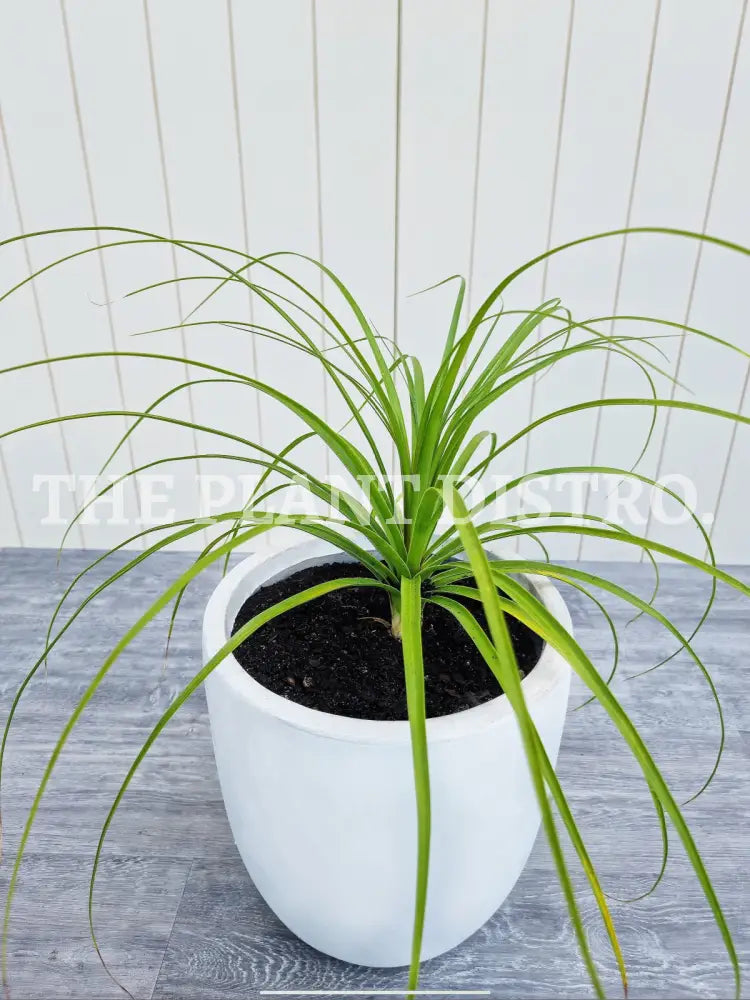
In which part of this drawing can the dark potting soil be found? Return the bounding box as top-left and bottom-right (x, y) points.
(231, 561), (544, 722)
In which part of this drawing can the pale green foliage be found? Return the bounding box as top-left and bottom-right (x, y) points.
(0, 226), (749, 998)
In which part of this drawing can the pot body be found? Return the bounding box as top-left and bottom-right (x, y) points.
(203, 540), (571, 968)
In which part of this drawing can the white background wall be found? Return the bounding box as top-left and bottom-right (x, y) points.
(0, 0), (748, 560)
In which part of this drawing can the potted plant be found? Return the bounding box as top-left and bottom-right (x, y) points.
(0, 225), (748, 999)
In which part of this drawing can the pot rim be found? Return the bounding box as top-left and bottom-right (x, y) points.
(202, 539), (572, 745)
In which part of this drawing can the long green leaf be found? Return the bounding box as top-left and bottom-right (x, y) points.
(445, 490), (605, 997)
(430, 595), (628, 996)
(482, 567), (740, 998)
(400, 575), (430, 993)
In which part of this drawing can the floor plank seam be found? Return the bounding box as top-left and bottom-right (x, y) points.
(149, 858), (194, 1000)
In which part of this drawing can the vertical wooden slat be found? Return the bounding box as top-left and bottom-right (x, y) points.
(315, 0), (399, 314)
(0, 118), (28, 548)
(0, 435), (21, 548)
(391, 0), (403, 477)
(580, 0), (662, 560)
(225, 0), (262, 448)
(520, 0), (576, 556)
(229, 0), (328, 492)
(396, 0), (485, 368)
(393, 0), (403, 354)
(146, 0), (268, 547)
(466, 0), (489, 318)
(536, 0), (577, 320)
(309, 1), (330, 482)
(313, 0), (398, 478)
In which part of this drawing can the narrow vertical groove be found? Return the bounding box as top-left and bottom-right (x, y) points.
(60, 1), (145, 547)
(642, 0), (748, 553)
(392, 0), (402, 350)
(515, 0), (574, 553)
(0, 447), (21, 547)
(711, 362), (750, 546)
(521, 0), (575, 482)
(466, 0), (489, 318)
(142, 0), (204, 526)
(0, 110), (24, 546)
(0, 107), (80, 548)
(310, 0), (331, 478)
(707, 2), (750, 550)
(391, 0), (403, 476)
(152, 859), (194, 996)
(538, 1), (576, 312)
(0, 115), (24, 546)
(577, 0), (661, 560)
(226, 0), (263, 444)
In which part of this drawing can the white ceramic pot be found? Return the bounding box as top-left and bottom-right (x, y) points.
(203, 539), (572, 968)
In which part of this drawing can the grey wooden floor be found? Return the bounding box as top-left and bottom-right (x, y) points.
(0, 549), (747, 999)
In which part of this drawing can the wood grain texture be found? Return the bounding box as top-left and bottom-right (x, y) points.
(0, 549), (747, 998)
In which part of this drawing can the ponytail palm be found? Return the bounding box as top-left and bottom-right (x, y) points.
(0, 225), (748, 998)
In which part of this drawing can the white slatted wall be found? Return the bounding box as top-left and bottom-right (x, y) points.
(0, 0), (748, 560)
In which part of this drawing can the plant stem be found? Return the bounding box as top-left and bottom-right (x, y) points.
(390, 592), (402, 639)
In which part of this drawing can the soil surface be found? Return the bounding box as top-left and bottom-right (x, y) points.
(232, 561), (544, 721)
